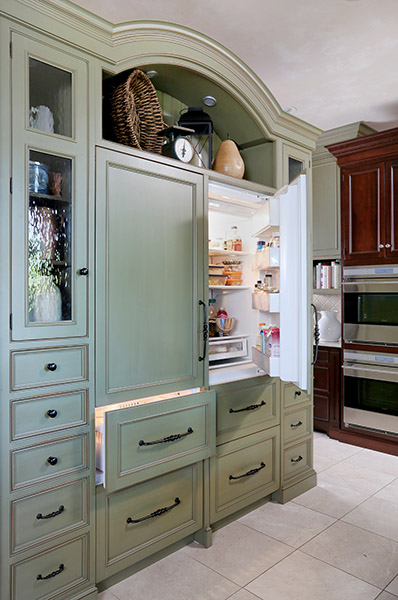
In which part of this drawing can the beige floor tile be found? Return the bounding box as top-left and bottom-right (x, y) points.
(301, 520), (398, 588)
(343, 496), (398, 542)
(109, 550), (239, 600)
(343, 449), (398, 477)
(386, 574), (398, 596)
(314, 436), (363, 460)
(375, 478), (398, 506)
(98, 591), (119, 600)
(238, 500), (335, 548)
(318, 461), (395, 495)
(314, 453), (340, 473)
(182, 521), (293, 586)
(246, 551), (380, 600)
(377, 592), (398, 600)
(292, 479), (368, 518)
(227, 590), (263, 600)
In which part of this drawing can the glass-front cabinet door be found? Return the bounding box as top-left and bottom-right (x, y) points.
(11, 32), (88, 340)
(282, 143), (311, 185)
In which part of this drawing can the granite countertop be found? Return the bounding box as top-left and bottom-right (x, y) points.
(318, 339), (341, 348)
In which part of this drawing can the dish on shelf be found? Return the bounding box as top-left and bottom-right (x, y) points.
(209, 274), (227, 286)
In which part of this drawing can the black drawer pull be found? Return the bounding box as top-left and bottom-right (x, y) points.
(37, 505), (64, 520)
(290, 420), (303, 429)
(46, 409), (58, 418)
(127, 497), (180, 524)
(47, 456), (58, 466)
(229, 461), (266, 480)
(78, 267), (88, 276)
(291, 455), (303, 464)
(139, 427), (193, 446)
(229, 400), (266, 413)
(37, 563), (64, 581)
(294, 390), (302, 397)
(46, 363), (57, 372)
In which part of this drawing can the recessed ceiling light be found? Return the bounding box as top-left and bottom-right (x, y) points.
(283, 106), (297, 114)
(202, 95), (217, 107)
(145, 70), (158, 79)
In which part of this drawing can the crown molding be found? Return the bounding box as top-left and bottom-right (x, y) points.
(1, 0), (321, 146)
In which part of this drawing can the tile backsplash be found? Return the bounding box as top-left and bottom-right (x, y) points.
(313, 293), (342, 323)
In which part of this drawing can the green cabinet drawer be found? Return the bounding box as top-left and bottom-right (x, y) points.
(102, 463), (202, 577)
(282, 383), (309, 409)
(11, 346), (88, 391)
(99, 391), (215, 491)
(214, 377), (280, 444)
(283, 439), (312, 481)
(211, 427), (280, 524)
(11, 534), (89, 600)
(283, 405), (312, 445)
(11, 390), (88, 440)
(11, 478), (88, 554)
(12, 434), (88, 490)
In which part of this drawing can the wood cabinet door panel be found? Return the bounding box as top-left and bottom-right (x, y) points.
(385, 161), (398, 258)
(96, 148), (205, 405)
(342, 163), (385, 264)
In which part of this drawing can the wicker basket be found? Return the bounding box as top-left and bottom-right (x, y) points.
(111, 70), (166, 154)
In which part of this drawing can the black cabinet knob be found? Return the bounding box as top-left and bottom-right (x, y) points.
(78, 268), (88, 276)
(46, 363), (57, 372)
(47, 456), (58, 466)
(47, 409), (58, 418)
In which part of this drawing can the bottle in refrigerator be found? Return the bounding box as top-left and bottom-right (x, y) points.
(256, 323), (266, 350)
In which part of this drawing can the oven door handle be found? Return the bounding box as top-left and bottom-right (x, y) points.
(343, 363), (398, 383)
(343, 280), (398, 293)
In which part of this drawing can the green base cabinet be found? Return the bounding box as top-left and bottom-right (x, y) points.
(210, 427), (280, 524)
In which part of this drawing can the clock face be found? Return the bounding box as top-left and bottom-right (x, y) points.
(174, 137), (194, 163)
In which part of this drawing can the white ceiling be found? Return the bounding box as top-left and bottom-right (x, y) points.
(71, 0), (398, 133)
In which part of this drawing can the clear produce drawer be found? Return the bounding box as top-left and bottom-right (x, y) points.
(209, 336), (249, 362)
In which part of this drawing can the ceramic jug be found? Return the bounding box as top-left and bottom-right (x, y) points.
(32, 276), (62, 322)
(318, 310), (341, 342)
(29, 105), (54, 133)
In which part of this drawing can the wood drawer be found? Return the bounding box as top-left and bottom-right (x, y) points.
(211, 427), (280, 524)
(11, 390), (88, 440)
(283, 439), (312, 481)
(11, 534), (89, 600)
(214, 377), (279, 444)
(282, 383), (309, 409)
(11, 478), (88, 554)
(98, 391), (215, 492)
(11, 346), (88, 391)
(11, 434), (88, 490)
(104, 463), (202, 574)
(283, 405), (312, 445)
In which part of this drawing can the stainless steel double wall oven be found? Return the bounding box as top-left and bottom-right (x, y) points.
(343, 265), (398, 435)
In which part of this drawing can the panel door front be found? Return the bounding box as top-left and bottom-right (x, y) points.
(342, 163), (385, 264)
(385, 160), (398, 259)
(11, 32), (88, 340)
(96, 148), (205, 405)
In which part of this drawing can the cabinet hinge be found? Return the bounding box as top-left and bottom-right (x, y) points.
(10, 177), (12, 194)
(9, 314), (13, 330)
(9, 41), (12, 58)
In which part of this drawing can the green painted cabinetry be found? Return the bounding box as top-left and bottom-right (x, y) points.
(10, 31), (89, 341)
(95, 147), (206, 406)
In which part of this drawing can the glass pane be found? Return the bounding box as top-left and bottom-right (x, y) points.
(28, 150), (72, 323)
(345, 376), (398, 416)
(29, 58), (72, 137)
(344, 293), (398, 325)
(288, 157), (303, 183)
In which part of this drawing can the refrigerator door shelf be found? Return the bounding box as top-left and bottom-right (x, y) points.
(252, 346), (280, 377)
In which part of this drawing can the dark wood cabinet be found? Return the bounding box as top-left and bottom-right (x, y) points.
(327, 128), (398, 266)
(313, 346), (341, 434)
